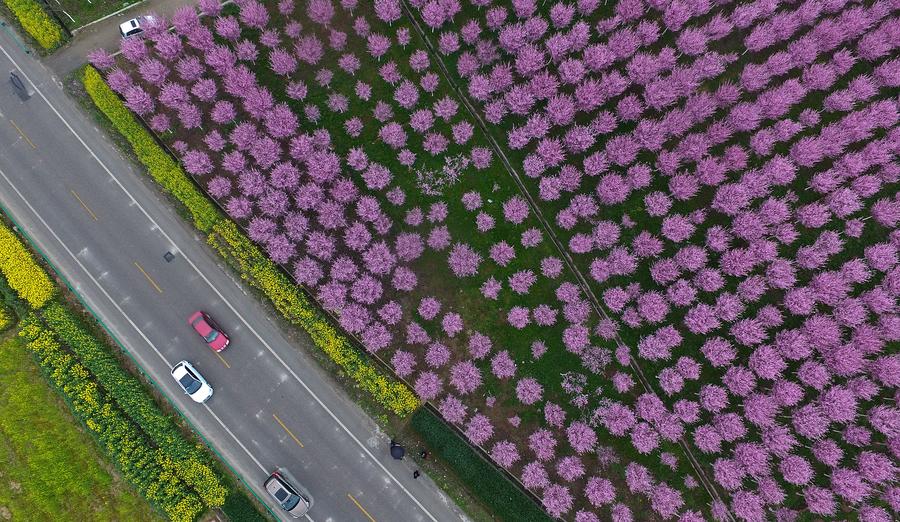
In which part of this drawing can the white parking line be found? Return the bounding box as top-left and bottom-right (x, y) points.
(0, 45), (437, 522)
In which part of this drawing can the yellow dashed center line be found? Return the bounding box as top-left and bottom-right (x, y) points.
(10, 119), (36, 149)
(133, 261), (163, 293)
(347, 493), (376, 522)
(273, 413), (304, 448)
(214, 351), (230, 368)
(70, 190), (98, 221)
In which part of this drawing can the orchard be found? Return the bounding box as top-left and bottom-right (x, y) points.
(91, 0), (900, 519)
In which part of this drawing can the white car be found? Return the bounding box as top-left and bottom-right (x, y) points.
(119, 15), (157, 38)
(171, 360), (213, 403)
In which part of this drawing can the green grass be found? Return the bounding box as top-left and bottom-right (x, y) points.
(0, 333), (160, 521)
(411, 407), (550, 522)
(51, 0), (139, 29)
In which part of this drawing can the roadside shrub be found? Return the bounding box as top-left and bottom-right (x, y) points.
(410, 408), (549, 522)
(18, 318), (204, 521)
(0, 304), (13, 331)
(221, 491), (268, 522)
(3, 0), (63, 50)
(208, 220), (420, 417)
(41, 302), (227, 506)
(81, 66), (221, 233)
(0, 222), (54, 308)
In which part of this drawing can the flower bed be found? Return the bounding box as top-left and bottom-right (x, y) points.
(18, 318), (208, 521)
(90, 0), (900, 520)
(40, 301), (228, 508)
(0, 216), (55, 308)
(2, 0), (64, 50)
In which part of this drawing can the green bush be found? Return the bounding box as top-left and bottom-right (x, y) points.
(40, 301), (227, 508)
(221, 491), (269, 522)
(18, 318), (204, 521)
(3, 0), (64, 50)
(410, 408), (550, 522)
(80, 65), (420, 418)
(81, 66), (221, 233)
(0, 304), (13, 331)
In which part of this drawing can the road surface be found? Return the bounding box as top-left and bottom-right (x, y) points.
(0, 26), (467, 522)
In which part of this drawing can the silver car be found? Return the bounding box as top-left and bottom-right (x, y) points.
(264, 471), (310, 518)
(171, 360), (213, 403)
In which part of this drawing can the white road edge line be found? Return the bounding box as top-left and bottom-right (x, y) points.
(203, 405), (267, 473)
(0, 45), (438, 522)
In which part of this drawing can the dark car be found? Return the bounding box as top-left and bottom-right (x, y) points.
(264, 471), (310, 518)
(188, 311), (229, 352)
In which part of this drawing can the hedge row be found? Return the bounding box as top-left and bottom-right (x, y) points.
(0, 220), (55, 308)
(410, 408), (551, 522)
(81, 66), (221, 233)
(40, 301), (228, 508)
(18, 318), (205, 521)
(82, 65), (419, 418)
(2, 0), (63, 50)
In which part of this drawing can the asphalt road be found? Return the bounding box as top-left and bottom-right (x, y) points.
(0, 28), (467, 522)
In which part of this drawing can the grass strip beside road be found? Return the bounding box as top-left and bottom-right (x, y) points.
(52, 0), (141, 30)
(39, 301), (228, 508)
(17, 314), (210, 521)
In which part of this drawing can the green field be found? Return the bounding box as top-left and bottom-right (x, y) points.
(0, 333), (159, 521)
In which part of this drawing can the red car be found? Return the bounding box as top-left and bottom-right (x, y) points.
(188, 311), (229, 352)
